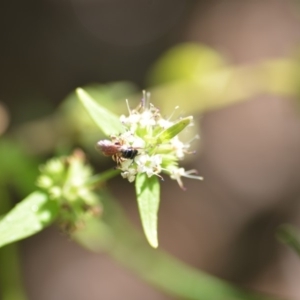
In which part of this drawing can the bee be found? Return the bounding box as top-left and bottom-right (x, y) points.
(96, 139), (139, 166)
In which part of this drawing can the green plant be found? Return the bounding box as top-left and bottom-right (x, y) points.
(1, 43), (299, 300)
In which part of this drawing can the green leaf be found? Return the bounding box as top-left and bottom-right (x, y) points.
(0, 191), (59, 248)
(76, 88), (124, 136)
(135, 174), (160, 248)
(0, 139), (39, 194)
(277, 224), (300, 256)
(156, 116), (192, 144)
(147, 43), (225, 85)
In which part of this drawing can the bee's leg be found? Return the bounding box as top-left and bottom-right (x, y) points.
(112, 154), (121, 168)
(113, 155), (128, 169)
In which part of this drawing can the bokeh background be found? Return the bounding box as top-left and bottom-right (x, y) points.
(2, 0), (300, 299)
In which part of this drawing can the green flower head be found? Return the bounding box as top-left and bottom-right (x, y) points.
(36, 150), (101, 232)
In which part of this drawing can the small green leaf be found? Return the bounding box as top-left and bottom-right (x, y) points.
(156, 116), (192, 144)
(277, 224), (300, 256)
(76, 88), (124, 136)
(0, 191), (59, 248)
(135, 174), (160, 248)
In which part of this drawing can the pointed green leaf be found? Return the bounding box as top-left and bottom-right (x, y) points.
(0, 191), (59, 248)
(156, 116), (192, 144)
(135, 174), (160, 248)
(76, 88), (124, 136)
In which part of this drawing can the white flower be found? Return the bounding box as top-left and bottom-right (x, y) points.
(131, 136), (145, 148)
(170, 136), (187, 159)
(97, 94), (202, 188)
(139, 111), (156, 127)
(120, 113), (140, 125)
(119, 159), (134, 170)
(157, 118), (173, 129)
(135, 154), (163, 178)
(170, 167), (203, 190)
(121, 167), (137, 182)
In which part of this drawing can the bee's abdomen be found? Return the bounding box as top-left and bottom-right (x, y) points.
(121, 149), (138, 160)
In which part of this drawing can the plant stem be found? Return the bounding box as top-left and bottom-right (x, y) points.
(74, 192), (282, 300)
(87, 169), (120, 187)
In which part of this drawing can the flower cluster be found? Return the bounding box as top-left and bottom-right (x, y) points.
(97, 93), (203, 190)
(37, 150), (101, 232)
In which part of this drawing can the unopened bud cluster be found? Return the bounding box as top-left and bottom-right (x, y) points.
(37, 150), (101, 232)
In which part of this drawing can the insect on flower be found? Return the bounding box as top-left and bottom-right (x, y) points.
(94, 92), (203, 189)
(96, 139), (140, 166)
